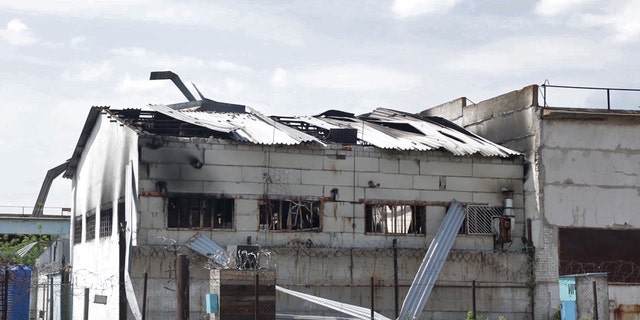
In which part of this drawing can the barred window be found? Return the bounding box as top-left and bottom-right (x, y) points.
(365, 204), (426, 235)
(86, 210), (96, 242)
(100, 206), (113, 238)
(463, 205), (504, 235)
(73, 215), (83, 244)
(168, 196), (234, 229)
(259, 199), (321, 231)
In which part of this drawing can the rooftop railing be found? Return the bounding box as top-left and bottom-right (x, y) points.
(541, 83), (640, 110)
(0, 206), (71, 216)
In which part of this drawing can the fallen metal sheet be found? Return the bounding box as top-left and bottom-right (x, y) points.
(184, 233), (230, 268)
(276, 314), (358, 320)
(149, 104), (323, 145)
(397, 199), (466, 320)
(276, 286), (391, 320)
(16, 241), (40, 257)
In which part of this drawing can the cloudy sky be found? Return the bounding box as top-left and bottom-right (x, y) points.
(1, 0), (639, 210)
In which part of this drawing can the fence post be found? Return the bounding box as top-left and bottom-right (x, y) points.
(142, 272), (148, 320)
(472, 280), (477, 320)
(593, 281), (599, 320)
(393, 239), (399, 319)
(371, 277), (375, 320)
(254, 272), (259, 320)
(176, 254), (189, 320)
(83, 288), (89, 320)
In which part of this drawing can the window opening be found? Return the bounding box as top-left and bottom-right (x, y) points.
(259, 199), (321, 231)
(73, 215), (83, 244)
(168, 196), (234, 229)
(100, 206), (113, 238)
(365, 204), (426, 235)
(86, 210), (96, 242)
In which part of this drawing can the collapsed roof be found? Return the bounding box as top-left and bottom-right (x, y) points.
(106, 104), (519, 157)
(63, 71), (520, 179)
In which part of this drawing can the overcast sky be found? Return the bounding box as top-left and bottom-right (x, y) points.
(1, 0), (639, 211)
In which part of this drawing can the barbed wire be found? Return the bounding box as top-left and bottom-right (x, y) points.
(560, 259), (640, 283)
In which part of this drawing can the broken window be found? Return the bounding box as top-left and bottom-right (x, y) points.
(100, 206), (113, 238)
(73, 215), (82, 244)
(259, 199), (321, 231)
(86, 210), (96, 242)
(365, 204), (426, 235)
(167, 196), (234, 229)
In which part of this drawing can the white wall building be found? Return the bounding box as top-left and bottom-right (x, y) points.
(422, 84), (640, 320)
(64, 93), (529, 319)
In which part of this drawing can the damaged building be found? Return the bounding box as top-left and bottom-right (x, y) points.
(63, 72), (528, 320)
(422, 84), (640, 320)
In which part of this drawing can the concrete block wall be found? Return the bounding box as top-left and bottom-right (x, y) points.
(132, 136), (528, 319)
(136, 136), (525, 252)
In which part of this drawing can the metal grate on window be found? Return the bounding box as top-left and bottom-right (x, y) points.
(465, 205), (504, 234)
(100, 207), (113, 238)
(73, 216), (82, 244)
(86, 211), (96, 241)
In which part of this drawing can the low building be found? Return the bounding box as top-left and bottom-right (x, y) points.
(64, 76), (528, 319)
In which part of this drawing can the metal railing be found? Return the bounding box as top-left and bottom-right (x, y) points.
(0, 206), (70, 216)
(541, 82), (640, 110)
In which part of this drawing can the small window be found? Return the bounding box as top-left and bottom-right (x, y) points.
(73, 215), (83, 244)
(100, 206), (113, 238)
(168, 196), (234, 229)
(365, 204), (426, 235)
(86, 210), (96, 242)
(259, 199), (321, 231)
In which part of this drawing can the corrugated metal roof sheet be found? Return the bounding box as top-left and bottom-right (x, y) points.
(278, 108), (519, 157)
(148, 104), (323, 145)
(398, 199), (466, 320)
(65, 104), (519, 179)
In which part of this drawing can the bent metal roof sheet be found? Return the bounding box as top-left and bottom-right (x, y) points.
(139, 104), (518, 157)
(65, 104), (519, 178)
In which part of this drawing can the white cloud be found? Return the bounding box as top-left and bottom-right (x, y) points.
(271, 67), (288, 88)
(110, 46), (206, 70)
(0, 2), (305, 46)
(62, 60), (112, 82)
(224, 78), (244, 96)
(0, 19), (38, 46)
(214, 60), (251, 72)
(292, 65), (422, 91)
(69, 36), (86, 50)
(534, 0), (599, 17)
(115, 73), (164, 93)
(575, 1), (640, 43)
(535, 0), (640, 44)
(447, 36), (618, 75)
(391, 0), (459, 18)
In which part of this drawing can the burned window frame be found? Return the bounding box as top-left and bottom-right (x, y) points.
(86, 209), (96, 242)
(73, 215), (83, 244)
(259, 198), (322, 231)
(99, 204), (113, 238)
(167, 195), (234, 230)
(365, 203), (426, 236)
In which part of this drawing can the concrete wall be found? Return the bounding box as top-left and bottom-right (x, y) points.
(70, 114), (139, 319)
(422, 85), (640, 319)
(131, 136), (527, 319)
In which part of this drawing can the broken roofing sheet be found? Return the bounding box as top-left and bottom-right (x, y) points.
(144, 103), (518, 157)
